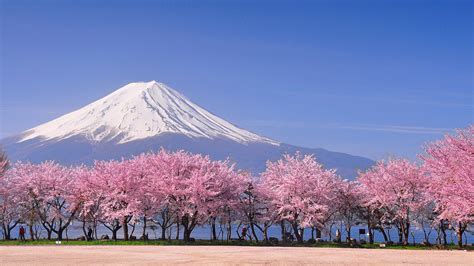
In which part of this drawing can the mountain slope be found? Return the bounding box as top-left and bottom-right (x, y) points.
(18, 81), (277, 145)
(1, 81), (373, 179)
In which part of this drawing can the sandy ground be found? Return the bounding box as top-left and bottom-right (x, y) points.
(0, 246), (472, 265)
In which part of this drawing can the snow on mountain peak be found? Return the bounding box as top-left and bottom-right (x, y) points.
(18, 81), (279, 145)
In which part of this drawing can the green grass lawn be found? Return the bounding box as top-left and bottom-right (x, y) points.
(0, 239), (472, 250)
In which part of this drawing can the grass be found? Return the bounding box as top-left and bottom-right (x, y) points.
(0, 239), (472, 250)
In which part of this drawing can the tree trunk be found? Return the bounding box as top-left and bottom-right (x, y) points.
(54, 218), (73, 241)
(175, 214), (180, 240)
(211, 219), (217, 241)
(316, 227), (322, 239)
(440, 223), (447, 245)
(346, 225), (351, 242)
(183, 227), (192, 241)
(280, 222), (287, 242)
(379, 228), (389, 242)
(112, 228), (118, 240)
(328, 224), (334, 241)
(94, 221), (98, 240)
(106, 221), (123, 241)
(123, 217), (129, 241)
(291, 222), (303, 243)
(129, 222), (136, 239)
(263, 227), (269, 242)
(250, 222), (259, 242)
(182, 215), (190, 241)
(6, 225), (10, 240)
(159, 224), (166, 240)
(142, 217), (147, 240)
(2, 223), (9, 240)
(227, 221), (232, 241)
(29, 224), (35, 241)
(403, 221), (410, 245)
(368, 228), (374, 244)
(457, 222), (465, 248)
(397, 227), (403, 243)
(82, 221), (88, 240)
(57, 228), (64, 240)
(367, 215), (374, 244)
(176, 223), (180, 240)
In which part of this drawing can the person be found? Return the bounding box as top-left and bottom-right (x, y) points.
(335, 229), (341, 243)
(19, 226), (26, 241)
(87, 226), (93, 240)
(241, 226), (247, 240)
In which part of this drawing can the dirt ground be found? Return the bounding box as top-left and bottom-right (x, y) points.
(0, 246), (472, 265)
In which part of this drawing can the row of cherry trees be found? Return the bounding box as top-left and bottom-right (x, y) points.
(0, 126), (472, 246)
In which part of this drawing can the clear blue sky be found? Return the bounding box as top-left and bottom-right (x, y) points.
(1, 0), (472, 160)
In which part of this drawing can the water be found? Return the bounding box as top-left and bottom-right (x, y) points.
(3, 222), (473, 245)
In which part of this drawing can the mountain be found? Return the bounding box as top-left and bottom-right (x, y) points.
(1, 81), (373, 178)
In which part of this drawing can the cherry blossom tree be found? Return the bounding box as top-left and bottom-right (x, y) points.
(127, 154), (155, 240)
(147, 150), (245, 241)
(237, 179), (263, 241)
(358, 158), (427, 245)
(421, 126), (473, 247)
(35, 162), (79, 240)
(4, 163), (39, 240)
(173, 153), (220, 241)
(205, 163), (247, 241)
(261, 152), (339, 243)
(357, 185), (391, 244)
(2, 137), (470, 246)
(143, 150), (179, 240)
(8, 161), (79, 240)
(413, 200), (437, 245)
(73, 165), (105, 240)
(0, 169), (21, 240)
(0, 151), (18, 240)
(333, 179), (363, 242)
(91, 159), (145, 240)
(237, 176), (279, 242)
(163, 151), (206, 241)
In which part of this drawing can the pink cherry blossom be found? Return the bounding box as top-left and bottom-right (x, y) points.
(332, 179), (363, 241)
(260, 152), (339, 242)
(421, 126), (473, 247)
(358, 158), (427, 245)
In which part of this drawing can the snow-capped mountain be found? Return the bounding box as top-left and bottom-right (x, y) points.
(19, 81), (278, 145)
(1, 81), (373, 178)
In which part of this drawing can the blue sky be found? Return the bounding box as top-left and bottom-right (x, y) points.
(1, 0), (472, 160)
